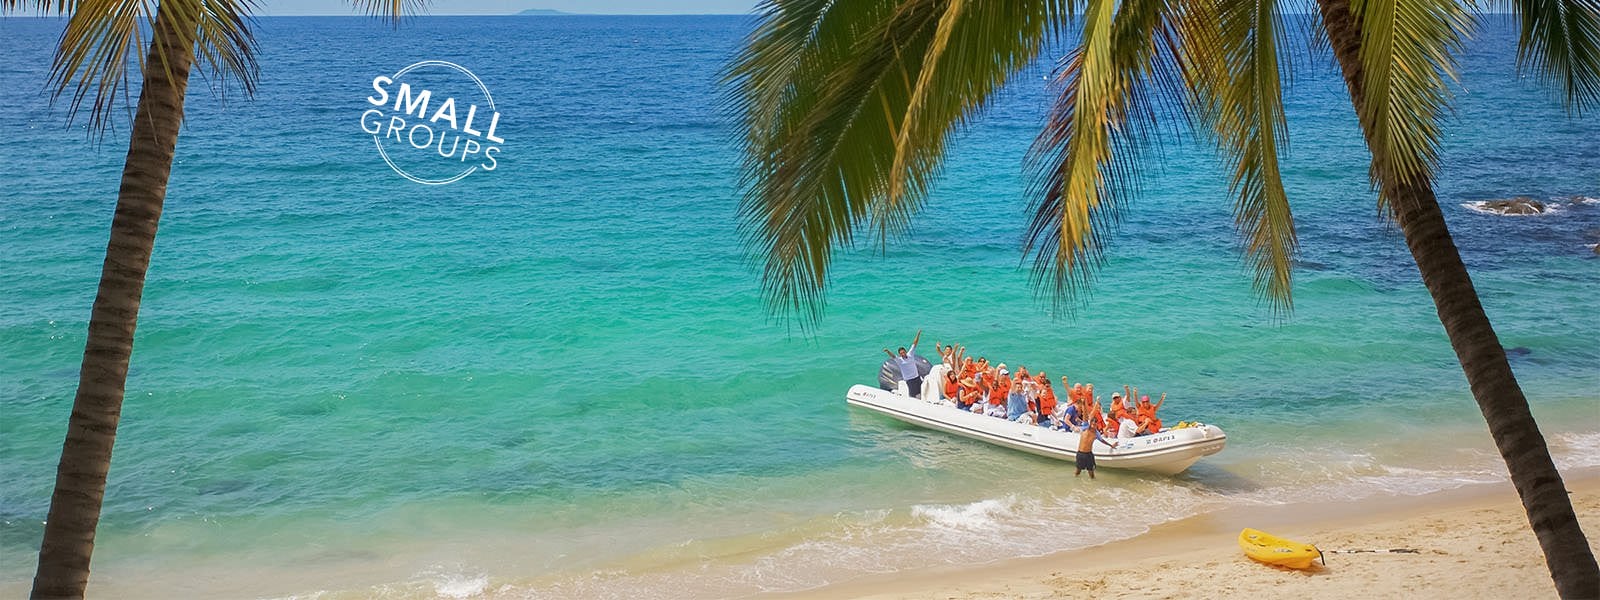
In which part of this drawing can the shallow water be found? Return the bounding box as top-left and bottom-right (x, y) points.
(0, 14), (1597, 599)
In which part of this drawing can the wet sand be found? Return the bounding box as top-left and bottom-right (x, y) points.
(783, 469), (1600, 599)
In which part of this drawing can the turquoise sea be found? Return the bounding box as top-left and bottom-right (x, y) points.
(1, 14), (1597, 599)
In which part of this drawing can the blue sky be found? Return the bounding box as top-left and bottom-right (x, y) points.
(258, 0), (758, 15)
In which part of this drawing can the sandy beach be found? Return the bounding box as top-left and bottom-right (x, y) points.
(5, 9), (1600, 599)
(791, 470), (1600, 599)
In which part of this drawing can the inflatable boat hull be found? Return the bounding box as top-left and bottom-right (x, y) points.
(845, 384), (1226, 475)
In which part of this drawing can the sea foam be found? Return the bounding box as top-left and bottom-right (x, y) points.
(1460, 194), (1600, 216)
(909, 496), (1015, 531)
(1461, 199), (1563, 216)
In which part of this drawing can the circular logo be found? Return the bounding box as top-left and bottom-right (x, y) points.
(360, 61), (506, 185)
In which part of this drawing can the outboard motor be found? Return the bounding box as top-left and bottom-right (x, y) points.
(878, 359), (898, 391)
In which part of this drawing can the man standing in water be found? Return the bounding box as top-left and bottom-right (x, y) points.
(1073, 397), (1118, 479)
(882, 330), (923, 398)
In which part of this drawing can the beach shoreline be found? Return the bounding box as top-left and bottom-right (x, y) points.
(3, 14), (1599, 600)
(774, 467), (1600, 599)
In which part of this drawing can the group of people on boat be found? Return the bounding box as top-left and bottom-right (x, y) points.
(893, 336), (1170, 440)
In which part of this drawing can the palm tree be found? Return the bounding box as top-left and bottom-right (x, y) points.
(3, 1), (415, 598)
(726, 0), (1599, 596)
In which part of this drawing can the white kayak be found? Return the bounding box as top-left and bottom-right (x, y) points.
(845, 384), (1227, 475)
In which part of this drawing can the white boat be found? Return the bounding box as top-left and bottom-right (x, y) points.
(845, 384), (1227, 475)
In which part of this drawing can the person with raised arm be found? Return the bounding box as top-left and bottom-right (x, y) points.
(1136, 393), (1167, 435)
(984, 365), (1011, 418)
(1033, 372), (1056, 426)
(880, 330), (924, 398)
(1075, 411), (1119, 479)
(934, 342), (965, 371)
(1007, 367), (1034, 422)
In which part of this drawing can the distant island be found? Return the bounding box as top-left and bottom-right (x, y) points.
(516, 8), (574, 15)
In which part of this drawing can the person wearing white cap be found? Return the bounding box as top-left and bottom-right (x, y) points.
(1113, 386), (1139, 439)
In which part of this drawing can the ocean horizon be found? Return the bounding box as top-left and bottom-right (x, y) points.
(1, 13), (1597, 599)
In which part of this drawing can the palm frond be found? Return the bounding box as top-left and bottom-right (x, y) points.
(1023, 0), (1181, 311)
(885, 1), (1068, 235)
(45, 0), (420, 134)
(888, 0), (968, 209)
(724, 0), (842, 154)
(48, 0), (261, 133)
(47, 0), (155, 133)
(1349, 0), (1472, 206)
(1180, 0), (1298, 311)
(174, 0), (262, 101)
(348, 0), (427, 24)
(1509, 0), (1600, 112)
(728, 0), (1062, 323)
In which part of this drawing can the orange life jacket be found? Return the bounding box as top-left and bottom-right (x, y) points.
(1038, 387), (1056, 416)
(988, 377), (1010, 405)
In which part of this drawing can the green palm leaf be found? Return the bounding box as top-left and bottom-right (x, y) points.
(37, 0), (260, 132)
(887, 0), (1069, 213)
(42, 0), (155, 132)
(349, 0), (426, 23)
(1509, 0), (1600, 112)
(729, 0), (1062, 323)
(1024, 0), (1183, 310)
(12, 0), (423, 133)
(1181, 0), (1298, 310)
(1349, 0), (1472, 201)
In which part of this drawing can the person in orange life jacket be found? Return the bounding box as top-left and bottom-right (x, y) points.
(1109, 391), (1141, 439)
(1093, 397), (1114, 436)
(1033, 372), (1056, 426)
(1136, 393), (1166, 435)
(959, 367), (984, 411)
(968, 368), (992, 414)
(983, 366), (1011, 418)
(952, 357), (977, 408)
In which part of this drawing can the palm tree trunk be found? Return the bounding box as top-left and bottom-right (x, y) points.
(1315, 1), (1600, 597)
(30, 4), (194, 599)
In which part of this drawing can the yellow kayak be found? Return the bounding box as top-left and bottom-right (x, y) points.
(1239, 528), (1322, 569)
